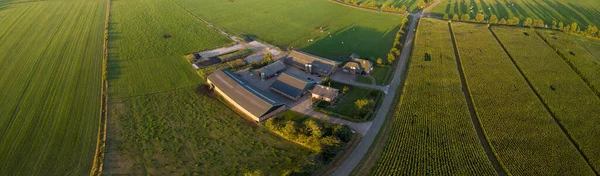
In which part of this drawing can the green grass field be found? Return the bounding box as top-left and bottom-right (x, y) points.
(371, 18), (496, 175)
(431, 0), (600, 27)
(451, 22), (593, 175)
(492, 26), (600, 170)
(355, 75), (373, 84)
(372, 65), (391, 85)
(0, 0), (105, 175)
(104, 0), (317, 174)
(356, 0), (419, 10)
(106, 0), (231, 98)
(174, 0), (405, 62)
(321, 81), (381, 121)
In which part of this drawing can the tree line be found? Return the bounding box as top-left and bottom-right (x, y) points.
(443, 13), (600, 39)
(337, 0), (432, 13)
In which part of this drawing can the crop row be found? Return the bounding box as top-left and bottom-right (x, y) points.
(371, 18), (496, 175)
(451, 22), (593, 175)
(492, 26), (600, 171)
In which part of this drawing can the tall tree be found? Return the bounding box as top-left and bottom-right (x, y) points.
(559, 21), (564, 30)
(452, 14), (459, 21)
(461, 14), (470, 21)
(399, 5), (407, 12)
(443, 13), (449, 20)
(499, 18), (507, 25)
(475, 14), (485, 23)
(490, 14), (499, 24)
(523, 18), (533, 27)
(570, 22), (578, 33)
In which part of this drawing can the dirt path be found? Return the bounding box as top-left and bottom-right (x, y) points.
(332, 12), (421, 176)
(449, 22), (506, 176)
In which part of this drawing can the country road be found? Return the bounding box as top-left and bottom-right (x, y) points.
(332, 11), (422, 176)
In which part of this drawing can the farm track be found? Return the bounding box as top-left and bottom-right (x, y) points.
(448, 22), (506, 176)
(91, 0), (111, 175)
(489, 28), (599, 175)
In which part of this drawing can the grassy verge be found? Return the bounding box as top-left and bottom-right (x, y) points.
(315, 81), (383, 122)
(355, 75), (373, 84)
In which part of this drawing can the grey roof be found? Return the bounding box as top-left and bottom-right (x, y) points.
(207, 70), (284, 118)
(350, 53), (361, 59)
(270, 72), (316, 99)
(284, 51), (340, 76)
(343, 58), (372, 73)
(311, 85), (339, 99)
(258, 60), (286, 76)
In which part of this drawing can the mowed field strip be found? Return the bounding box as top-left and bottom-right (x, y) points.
(371, 18), (496, 175)
(492, 26), (600, 172)
(174, 0), (404, 61)
(103, 0), (316, 174)
(0, 0), (105, 175)
(431, 0), (600, 27)
(451, 22), (593, 175)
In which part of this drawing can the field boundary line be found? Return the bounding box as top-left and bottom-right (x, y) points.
(90, 0), (110, 175)
(172, 0), (235, 42)
(489, 27), (600, 176)
(448, 22), (507, 176)
(533, 30), (600, 100)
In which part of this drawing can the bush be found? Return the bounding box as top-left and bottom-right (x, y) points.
(317, 101), (330, 108)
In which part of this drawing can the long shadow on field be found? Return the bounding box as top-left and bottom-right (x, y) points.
(492, 0), (510, 18)
(107, 22), (123, 83)
(301, 25), (401, 63)
(535, 0), (588, 26)
(567, 2), (600, 26)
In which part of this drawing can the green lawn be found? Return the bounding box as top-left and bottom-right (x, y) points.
(493, 26), (600, 170)
(104, 0), (316, 174)
(452, 22), (593, 175)
(321, 81), (381, 121)
(174, 0), (405, 62)
(431, 0), (600, 27)
(0, 0), (105, 175)
(371, 65), (391, 85)
(372, 18), (496, 175)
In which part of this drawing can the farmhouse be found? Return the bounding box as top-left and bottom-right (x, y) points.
(207, 69), (286, 122)
(311, 85), (339, 102)
(284, 51), (340, 77)
(270, 72), (317, 101)
(256, 60), (286, 79)
(342, 58), (373, 74)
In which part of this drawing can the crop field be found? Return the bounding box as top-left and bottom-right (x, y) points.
(371, 18), (496, 175)
(492, 26), (600, 170)
(451, 22), (593, 175)
(571, 35), (600, 62)
(107, 0), (231, 98)
(0, 0), (105, 175)
(104, 0), (315, 174)
(174, 0), (405, 62)
(536, 30), (600, 96)
(431, 0), (600, 27)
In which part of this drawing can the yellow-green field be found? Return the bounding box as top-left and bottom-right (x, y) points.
(371, 18), (496, 175)
(0, 0), (105, 175)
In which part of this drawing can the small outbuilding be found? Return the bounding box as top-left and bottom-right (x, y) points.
(270, 72), (316, 101)
(342, 58), (373, 75)
(256, 60), (286, 79)
(311, 85), (339, 102)
(284, 51), (340, 77)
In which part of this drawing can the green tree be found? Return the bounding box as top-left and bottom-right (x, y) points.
(475, 13), (485, 23)
(342, 86), (349, 94)
(499, 18), (507, 25)
(390, 48), (400, 56)
(387, 53), (395, 64)
(490, 14), (498, 24)
(417, 0), (426, 9)
(452, 14), (459, 21)
(570, 22), (578, 33)
(399, 5), (407, 12)
(381, 3), (392, 11)
(460, 14), (470, 21)
(355, 99), (374, 110)
(559, 21), (564, 30)
(552, 20), (557, 29)
(282, 121), (298, 138)
(334, 125), (353, 142)
(305, 120), (324, 138)
(376, 58), (383, 65)
(523, 18), (533, 27)
(443, 13), (449, 20)
(244, 170), (263, 176)
(585, 25), (598, 37)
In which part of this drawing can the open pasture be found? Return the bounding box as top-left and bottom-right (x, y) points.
(492, 26), (600, 170)
(371, 18), (496, 175)
(107, 0), (230, 98)
(0, 0), (105, 175)
(174, 0), (405, 62)
(451, 22), (593, 175)
(431, 0), (600, 27)
(571, 35), (600, 62)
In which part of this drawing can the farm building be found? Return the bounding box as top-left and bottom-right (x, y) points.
(350, 53), (360, 60)
(207, 69), (286, 122)
(342, 58), (373, 74)
(270, 72), (317, 101)
(256, 60), (286, 79)
(284, 51), (340, 77)
(311, 85), (339, 102)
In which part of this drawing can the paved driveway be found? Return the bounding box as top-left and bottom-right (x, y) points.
(330, 72), (390, 94)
